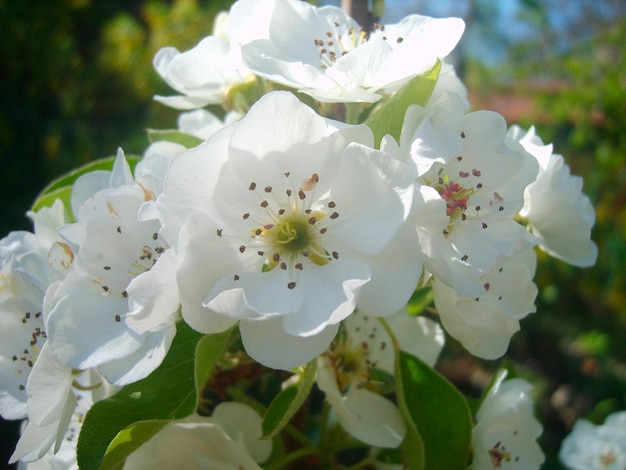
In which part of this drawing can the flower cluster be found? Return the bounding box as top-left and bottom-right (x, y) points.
(0, 0), (597, 468)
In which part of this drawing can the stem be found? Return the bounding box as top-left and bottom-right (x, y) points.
(345, 102), (362, 124)
(263, 446), (322, 470)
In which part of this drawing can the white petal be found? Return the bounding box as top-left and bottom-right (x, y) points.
(126, 248), (180, 334)
(212, 402), (271, 463)
(356, 223), (422, 318)
(340, 386), (405, 448)
(24, 344), (73, 427)
(239, 319), (338, 370)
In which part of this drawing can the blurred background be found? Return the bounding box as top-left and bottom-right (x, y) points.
(1, 0), (624, 468)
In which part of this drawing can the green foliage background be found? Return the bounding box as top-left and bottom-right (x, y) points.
(0, 0), (624, 468)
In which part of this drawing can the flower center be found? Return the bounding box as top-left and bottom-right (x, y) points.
(326, 337), (370, 392)
(221, 171), (342, 290)
(258, 210), (331, 268)
(599, 448), (618, 466)
(314, 24), (368, 69)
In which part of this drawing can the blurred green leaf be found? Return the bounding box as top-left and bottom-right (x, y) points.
(194, 326), (236, 400)
(99, 420), (169, 470)
(146, 129), (203, 148)
(261, 360), (316, 439)
(406, 287), (434, 316)
(31, 155), (140, 216)
(77, 321), (203, 470)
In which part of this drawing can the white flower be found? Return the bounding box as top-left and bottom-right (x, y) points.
(559, 411), (626, 470)
(316, 310), (444, 447)
(509, 125), (598, 267)
(158, 91), (420, 369)
(0, 201), (69, 421)
(123, 402), (271, 470)
(403, 104), (539, 297)
(177, 109), (244, 140)
(472, 369), (544, 469)
(152, 0), (275, 110)
(432, 249), (538, 359)
(46, 153), (178, 386)
(12, 370), (112, 467)
(237, 0), (464, 103)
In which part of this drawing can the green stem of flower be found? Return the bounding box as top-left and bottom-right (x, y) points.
(263, 446), (322, 470)
(345, 102), (362, 124)
(378, 316), (400, 352)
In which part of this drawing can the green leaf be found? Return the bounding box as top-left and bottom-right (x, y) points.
(77, 321), (203, 470)
(394, 354), (425, 470)
(406, 287), (434, 316)
(261, 359), (317, 439)
(397, 350), (473, 470)
(146, 129), (203, 148)
(194, 325), (236, 400)
(99, 420), (169, 470)
(31, 155), (140, 214)
(364, 60), (441, 147)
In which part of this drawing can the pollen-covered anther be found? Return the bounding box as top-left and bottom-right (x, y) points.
(264, 186), (272, 193)
(308, 217), (317, 225)
(242, 213), (250, 220)
(298, 189), (306, 200)
(239, 245), (246, 253)
(295, 263), (303, 270)
(260, 200), (269, 208)
(330, 212), (339, 219)
(248, 182), (256, 190)
(332, 251), (339, 260)
(301, 173), (319, 191)
(287, 282), (296, 289)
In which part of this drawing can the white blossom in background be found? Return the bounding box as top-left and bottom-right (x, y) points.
(559, 411), (626, 470)
(177, 109), (243, 140)
(317, 310), (444, 447)
(152, 0), (276, 111)
(46, 152), (178, 386)
(509, 125), (598, 267)
(398, 103), (538, 298)
(157, 91), (421, 370)
(432, 249), (538, 359)
(123, 402), (271, 470)
(472, 369), (544, 469)
(236, 0), (464, 102)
